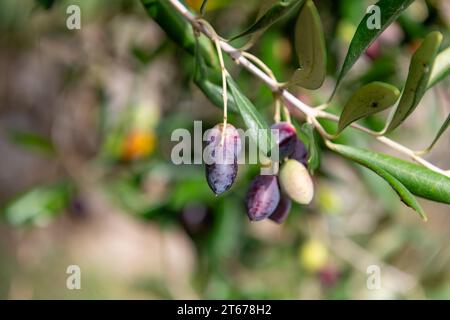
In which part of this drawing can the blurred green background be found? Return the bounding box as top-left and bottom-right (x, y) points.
(0, 0), (449, 299)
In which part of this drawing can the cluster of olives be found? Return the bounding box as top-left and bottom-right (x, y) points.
(204, 122), (313, 224)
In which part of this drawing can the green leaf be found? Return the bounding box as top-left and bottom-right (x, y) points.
(287, 0), (326, 90)
(230, 0), (304, 42)
(194, 80), (238, 113)
(3, 182), (73, 226)
(332, 0), (414, 99)
(327, 143), (450, 205)
(420, 114), (450, 154)
(299, 123), (320, 174)
(200, 0), (208, 15)
(428, 46), (450, 89)
(328, 142), (427, 219)
(337, 82), (400, 133)
(141, 0), (218, 67)
(386, 31), (443, 132)
(193, 38), (238, 112)
(8, 130), (55, 155)
(227, 77), (273, 152)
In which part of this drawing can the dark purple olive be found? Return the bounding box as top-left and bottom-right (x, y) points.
(205, 123), (241, 195)
(290, 138), (308, 167)
(269, 194), (292, 224)
(271, 122), (297, 159)
(246, 175), (280, 221)
(206, 162), (238, 195)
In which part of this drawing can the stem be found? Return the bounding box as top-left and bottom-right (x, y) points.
(274, 98), (281, 123)
(214, 37), (228, 143)
(167, 0), (449, 178)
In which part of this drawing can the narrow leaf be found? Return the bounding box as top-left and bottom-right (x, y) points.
(227, 77), (273, 151)
(421, 113), (450, 153)
(299, 123), (320, 174)
(337, 82), (400, 133)
(332, 0), (414, 99)
(428, 46), (450, 89)
(230, 0), (304, 42)
(200, 0), (208, 16)
(141, 0), (218, 67)
(386, 31), (442, 132)
(328, 142), (426, 219)
(327, 143), (450, 204)
(287, 0), (326, 89)
(194, 38), (238, 112)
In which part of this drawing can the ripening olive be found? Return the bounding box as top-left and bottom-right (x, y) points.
(269, 194), (292, 224)
(290, 138), (308, 166)
(246, 175), (280, 221)
(271, 122), (297, 159)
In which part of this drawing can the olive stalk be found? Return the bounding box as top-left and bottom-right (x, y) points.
(166, 0), (449, 178)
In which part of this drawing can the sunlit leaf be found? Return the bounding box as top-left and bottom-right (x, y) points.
(386, 31), (442, 132)
(428, 46), (450, 89)
(287, 0), (326, 89)
(327, 143), (450, 205)
(337, 82), (400, 133)
(332, 0), (414, 99)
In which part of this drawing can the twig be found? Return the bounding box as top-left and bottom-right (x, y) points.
(167, 0), (449, 178)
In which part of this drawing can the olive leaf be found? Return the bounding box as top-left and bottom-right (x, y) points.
(420, 114), (450, 154)
(331, 0), (414, 99)
(386, 31), (442, 132)
(200, 0), (208, 15)
(227, 77), (274, 153)
(337, 82), (400, 133)
(327, 143), (450, 205)
(299, 123), (320, 174)
(286, 0), (326, 90)
(194, 38), (238, 112)
(141, 0), (218, 67)
(428, 46), (450, 89)
(330, 143), (426, 220)
(229, 0), (305, 42)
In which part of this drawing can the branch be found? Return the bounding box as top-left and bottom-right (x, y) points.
(167, 0), (449, 178)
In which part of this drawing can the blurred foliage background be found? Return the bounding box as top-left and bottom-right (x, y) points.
(0, 0), (449, 299)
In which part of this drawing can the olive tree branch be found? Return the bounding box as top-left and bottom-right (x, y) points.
(167, 0), (449, 178)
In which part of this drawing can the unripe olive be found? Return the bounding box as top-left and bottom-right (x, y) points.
(269, 194), (292, 224)
(279, 159), (314, 204)
(246, 175), (280, 221)
(205, 123), (241, 195)
(271, 122), (297, 159)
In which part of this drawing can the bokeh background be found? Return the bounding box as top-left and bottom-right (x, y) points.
(0, 0), (449, 299)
